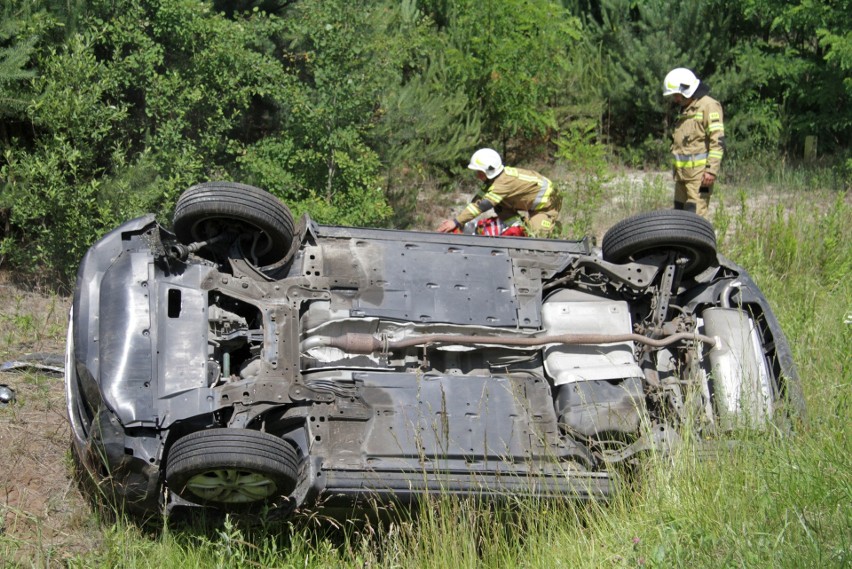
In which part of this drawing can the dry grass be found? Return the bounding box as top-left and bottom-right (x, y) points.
(0, 277), (100, 565)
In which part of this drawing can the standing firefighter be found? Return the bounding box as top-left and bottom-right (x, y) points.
(663, 68), (725, 218)
(437, 148), (561, 237)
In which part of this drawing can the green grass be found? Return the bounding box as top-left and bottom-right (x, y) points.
(3, 165), (850, 568)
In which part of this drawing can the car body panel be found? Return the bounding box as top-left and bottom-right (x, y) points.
(66, 206), (801, 518)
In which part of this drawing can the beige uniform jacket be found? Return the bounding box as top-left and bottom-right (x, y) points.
(671, 95), (725, 182)
(455, 167), (556, 226)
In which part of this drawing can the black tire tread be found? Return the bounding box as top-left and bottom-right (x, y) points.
(168, 434), (299, 471)
(173, 182), (295, 265)
(602, 210), (717, 276)
(166, 428), (300, 508)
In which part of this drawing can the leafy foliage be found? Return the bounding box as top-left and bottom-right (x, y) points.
(235, 0), (406, 225)
(0, 0), (849, 283)
(436, 0), (584, 149)
(1, 32), (132, 278)
(554, 117), (611, 237)
(1, 0), (294, 281)
(373, 53), (482, 228)
(734, 0), (851, 155)
(578, 0), (851, 165)
(575, 0), (732, 159)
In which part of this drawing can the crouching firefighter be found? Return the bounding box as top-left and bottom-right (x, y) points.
(437, 148), (561, 237)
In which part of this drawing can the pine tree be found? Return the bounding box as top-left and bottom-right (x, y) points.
(0, 18), (36, 142)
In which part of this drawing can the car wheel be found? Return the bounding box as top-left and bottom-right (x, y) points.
(602, 210), (717, 277)
(166, 429), (300, 509)
(173, 181), (295, 266)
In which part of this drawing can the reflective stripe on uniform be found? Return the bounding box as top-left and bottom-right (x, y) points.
(504, 167), (535, 182)
(673, 152), (708, 168)
(501, 167), (553, 211)
(708, 150), (724, 159)
(483, 190), (503, 205)
(531, 177), (554, 211)
(465, 203), (482, 217)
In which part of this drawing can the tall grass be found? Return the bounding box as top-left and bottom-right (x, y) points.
(23, 170), (852, 568)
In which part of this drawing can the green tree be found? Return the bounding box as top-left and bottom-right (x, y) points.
(0, 33), (132, 278)
(0, 24), (36, 128)
(374, 53), (482, 228)
(372, 2), (481, 176)
(233, 0), (401, 226)
(436, 0), (584, 151)
(0, 0), (71, 143)
(574, 0), (851, 165)
(574, 0), (732, 156)
(1, 0), (296, 281)
(717, 0), (852, 158)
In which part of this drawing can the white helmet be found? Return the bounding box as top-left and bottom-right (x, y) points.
(468, 148), (504, 179)
(663, 67), (699, 98)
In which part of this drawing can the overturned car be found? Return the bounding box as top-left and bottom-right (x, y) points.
(66, 182), (802, 518)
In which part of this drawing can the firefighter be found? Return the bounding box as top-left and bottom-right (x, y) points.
(436, 148), (561, 237)
(663, 67), (725, 218)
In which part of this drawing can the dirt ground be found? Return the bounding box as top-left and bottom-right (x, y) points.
(0, 276), (100, 564)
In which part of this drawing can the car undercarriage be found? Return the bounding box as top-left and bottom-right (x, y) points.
(66, 182), (802, 519)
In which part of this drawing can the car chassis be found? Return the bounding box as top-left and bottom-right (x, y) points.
(65, 182), (802, 518)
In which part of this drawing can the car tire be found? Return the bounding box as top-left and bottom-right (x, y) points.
(173, 181), (295, 266)
(602, 210), (717, 276)
(166, 429), (300, 509)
